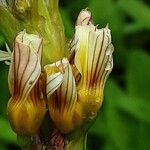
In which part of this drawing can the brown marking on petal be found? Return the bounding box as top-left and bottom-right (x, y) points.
(101, 69), (109, 89)
(30, 77), (44, 106)
(69, 37), (79, 64)
(47, 80), (62, 98)
(86, 31), (91, 89)
(88, 34), (100, 88)
(13, 42), (21, 99)
(62, 66), (69, 111)
(37, 38), (43, 59)
(55, 91), (60, 110)
(94, 35), (110, 86)
(69, 74), (76, 111)
(99, 53), (112, 89)
(47, 73), (61, 86)
(57, 60), (65, 74)
(92, 29), (105, 87)
(71, 64), (81, 84)
(81, 16), (92, 25)
(21, 56), (39, 101)
(69, 50), (75, 64)
(18, 44), (30, 97)
(29, 81), (33, 85)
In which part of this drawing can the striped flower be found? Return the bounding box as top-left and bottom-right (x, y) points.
(7, 30), (46, 135)
(72, 9), (114, 120)
(44, 9), (114, 134)
(45, 58), (82, 133)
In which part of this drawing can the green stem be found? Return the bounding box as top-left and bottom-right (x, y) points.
(65, 133), (87, 150)
(0, 7), (21, 47)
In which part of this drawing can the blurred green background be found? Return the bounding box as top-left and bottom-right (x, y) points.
(0, 0), (150, 149)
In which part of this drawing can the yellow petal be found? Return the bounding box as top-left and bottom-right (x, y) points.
(69, 9), (93, 62)
(71, 24), (114, 120)
(8, 79), (46, 135)
(74, 25), (113, 90)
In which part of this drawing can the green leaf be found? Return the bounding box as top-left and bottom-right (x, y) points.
(118, 0), (150, 29)
(104, 80), (150, 150)
(0, 63), (9, 116)
(60, 9), (74, 38)
(89, 110), (107, 136)
(104, 80), (129, 150)
(118, 95), (150, 124)
(89, 0), (125, 64)
(125, 51), (150, 100)
(0, 33), (5, 47)
(0, 117), (16, 143)
(89, 0), (124, 38)
(17, 135), (31, 149)
(0, 143), (7, 150)
(0, 6), (21, 47)
(124, 23), (144, 35)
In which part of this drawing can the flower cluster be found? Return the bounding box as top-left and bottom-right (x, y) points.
(5, 8), (114, 136)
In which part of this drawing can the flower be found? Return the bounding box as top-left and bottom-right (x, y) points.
(44, 9), (114, 134)
(7, 30), (46, 135)
(73, 10), (114, 120)
(45, 58), (82, 133)
(3, 5), (113, 137)
(0, 0), (114, 148)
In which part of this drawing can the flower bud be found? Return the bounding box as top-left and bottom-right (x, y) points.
(45, 58), (82, 133)
(70, 10), (114, 120)
(7, 30), (46, 135)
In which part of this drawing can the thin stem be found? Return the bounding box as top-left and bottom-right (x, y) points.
(65, 133), (87, 150)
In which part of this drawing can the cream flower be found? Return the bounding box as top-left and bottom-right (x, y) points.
(45, 58), (82, 133)
(7, 30), (46, 135)
(73, 9), (114, 119)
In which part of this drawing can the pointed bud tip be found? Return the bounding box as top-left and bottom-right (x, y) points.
(76, 8), (92, 26)
(105, 24), (109, 29)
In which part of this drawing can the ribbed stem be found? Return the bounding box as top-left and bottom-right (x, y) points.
(65, 133), (87, 150)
